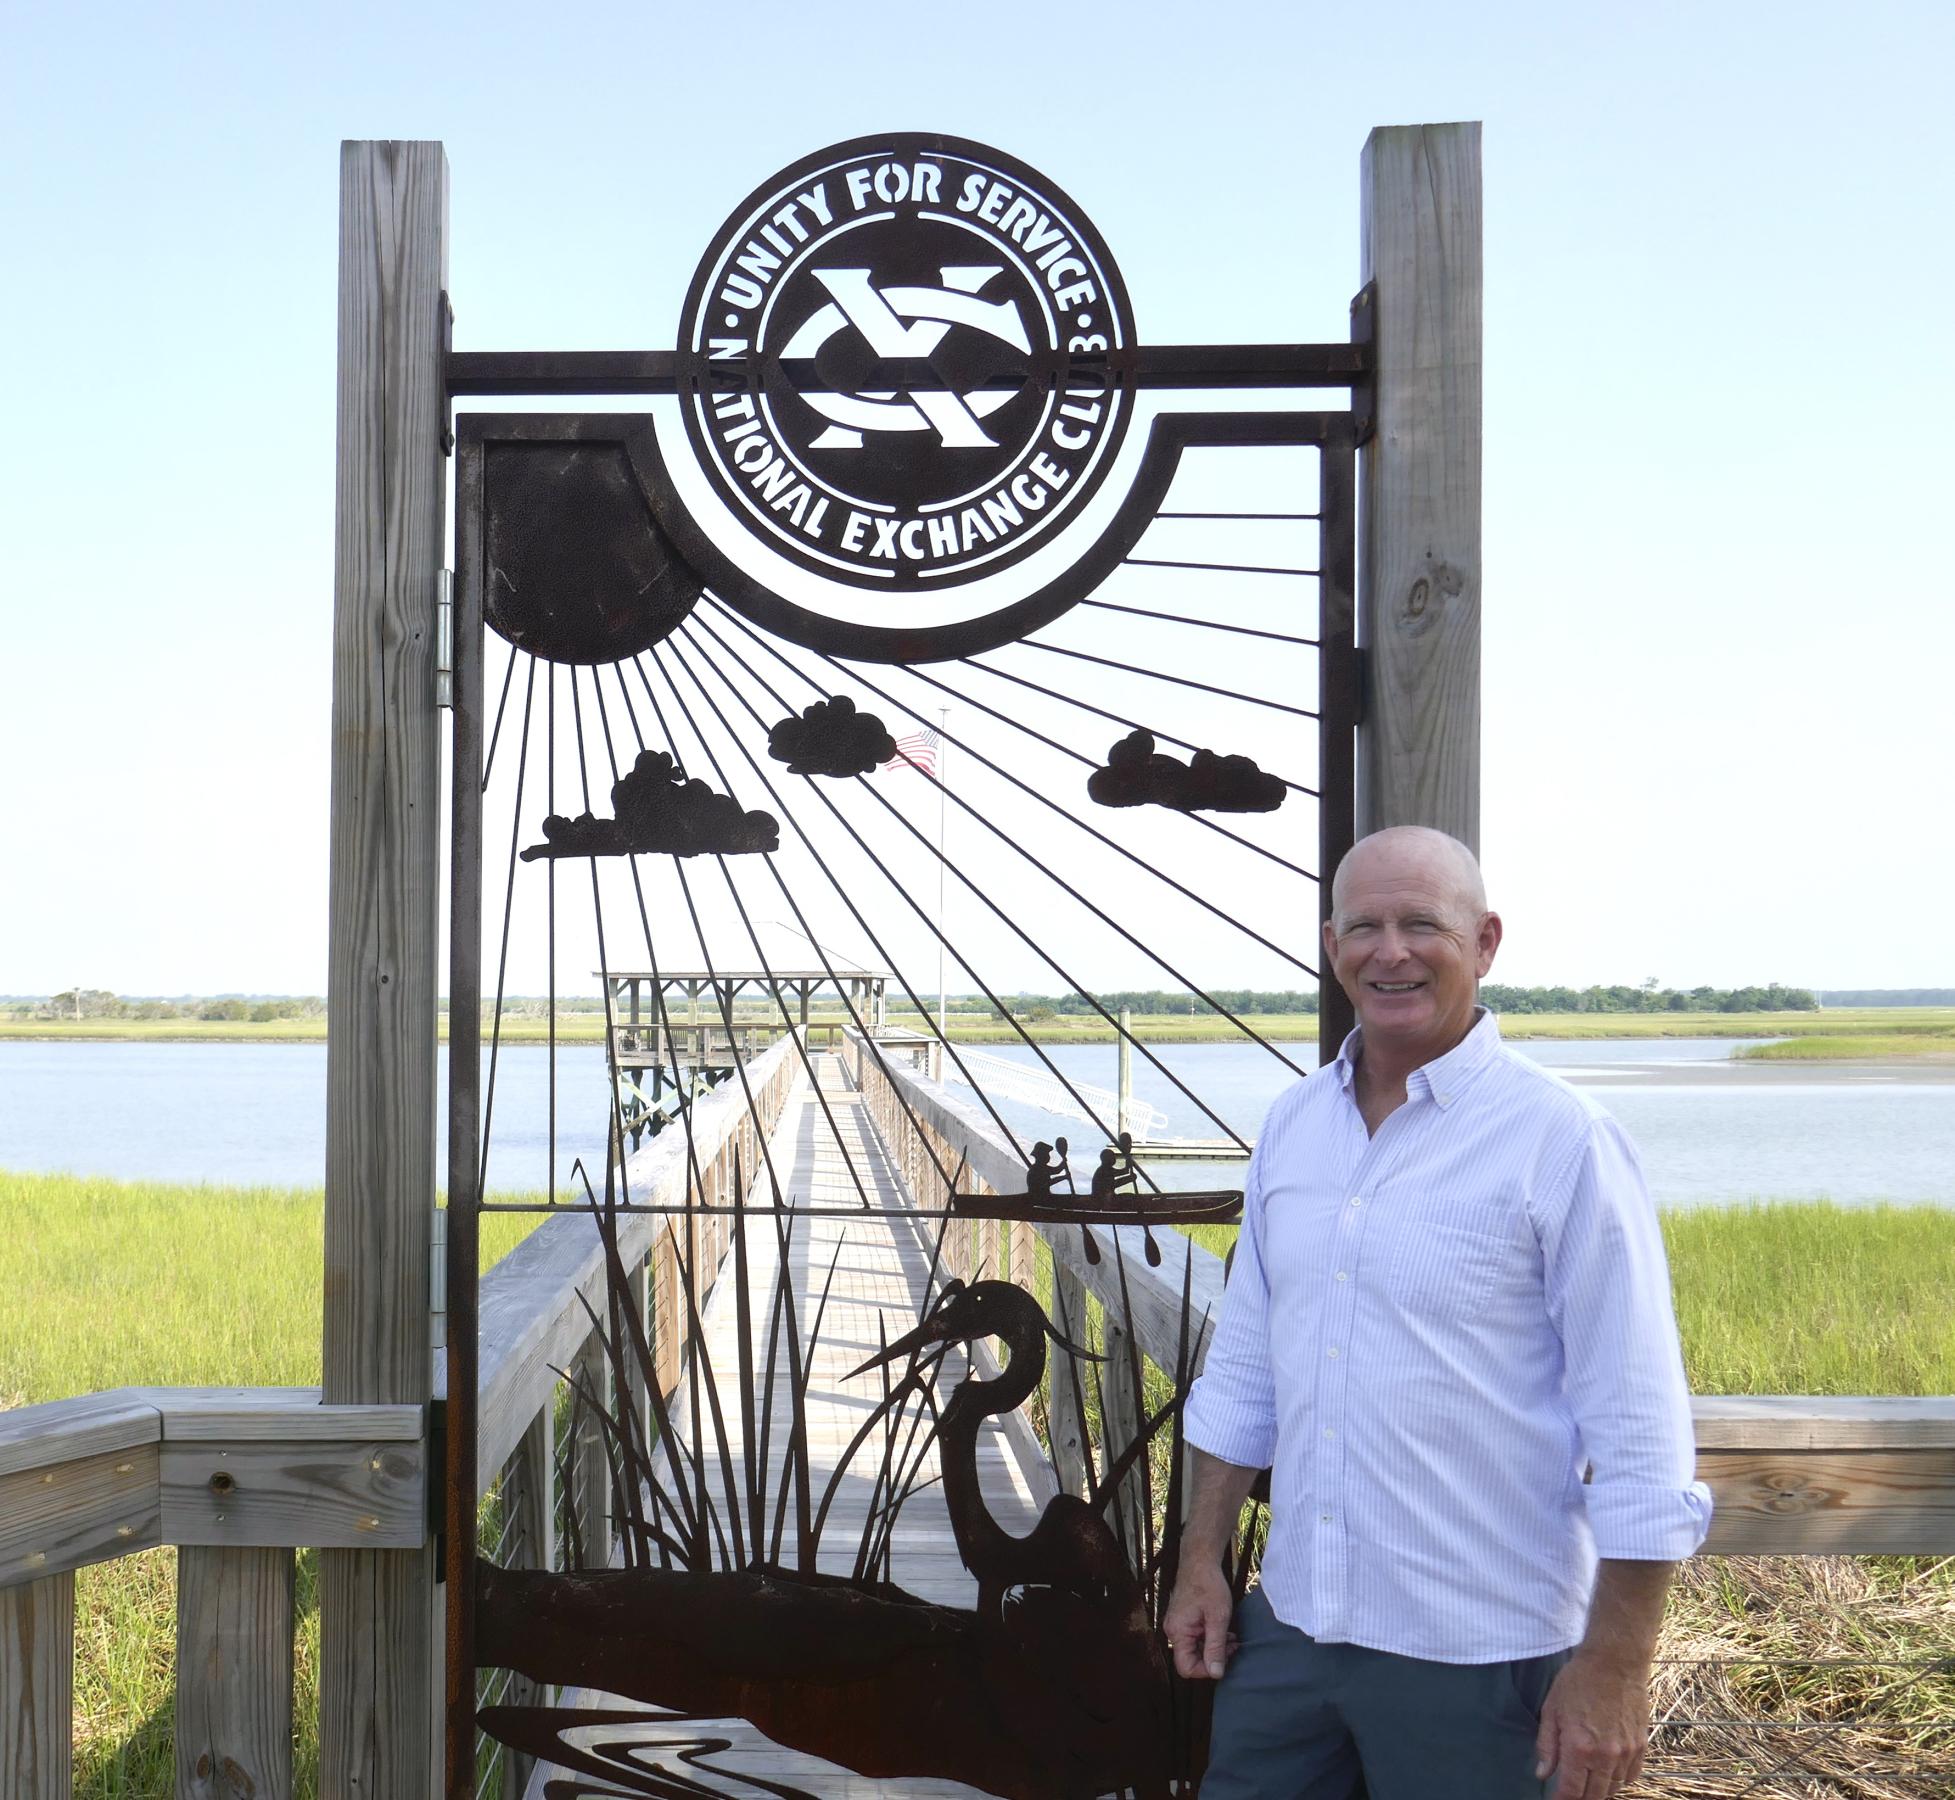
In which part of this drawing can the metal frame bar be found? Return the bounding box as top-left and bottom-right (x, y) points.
(446, 341), (1368, 397)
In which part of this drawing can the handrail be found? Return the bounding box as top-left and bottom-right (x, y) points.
(0, 1389), (425, 1593)
(850, 1032), (1955, 1557)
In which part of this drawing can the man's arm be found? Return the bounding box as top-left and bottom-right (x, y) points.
(1533, 1115), (1708, 1796)
(1536, 1559), (1676, 1797)
(1163, 1448), (1260, 1680)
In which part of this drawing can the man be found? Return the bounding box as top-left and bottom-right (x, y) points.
(1165, 827), (1710, 1799)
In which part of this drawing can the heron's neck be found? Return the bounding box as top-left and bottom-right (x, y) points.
(939, 1328), (1045, 1580)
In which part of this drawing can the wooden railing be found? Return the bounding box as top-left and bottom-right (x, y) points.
(849, 1035), (1955, 1557)
(0, 1033), (802, 1799)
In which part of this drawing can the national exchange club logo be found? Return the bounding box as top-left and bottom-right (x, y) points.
(676, 134), (1136, 592)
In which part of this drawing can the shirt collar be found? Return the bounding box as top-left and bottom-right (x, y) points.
(1333, 1006), (1502, 1108)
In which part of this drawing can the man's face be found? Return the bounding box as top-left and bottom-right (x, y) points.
(1321, 844), (1502, 1064)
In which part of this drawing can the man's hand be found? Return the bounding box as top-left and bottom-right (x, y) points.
(1533, 1650), (1650, 1798)
(1163, 1560), (1237, 1681)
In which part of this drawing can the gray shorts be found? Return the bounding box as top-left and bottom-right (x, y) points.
(1203, 1587), (1574, 1800)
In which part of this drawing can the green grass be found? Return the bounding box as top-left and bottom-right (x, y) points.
(5, 1174), (1952, 1794)
(1737, 1030), (1955, 1062)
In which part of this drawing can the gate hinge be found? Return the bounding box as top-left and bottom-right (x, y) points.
(435, 570), (455, 710)
(430, 1205), (447, 1348)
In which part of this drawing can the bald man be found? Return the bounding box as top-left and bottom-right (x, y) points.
(1165, 828), (1709, 1800)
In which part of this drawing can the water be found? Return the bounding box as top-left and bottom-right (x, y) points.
(959, 1038), (1955, 1209)
(0, 1036), (1948, 1210)
(0, 1041), (612, 1196)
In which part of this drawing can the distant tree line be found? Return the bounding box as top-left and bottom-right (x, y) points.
(15, 990), (325, 1024)
(1481, 981), (1818, 1015)
(976, 990), (1321, 1021)
(1816, 989), (1955, 1008)
(972, 983), (1824, 1020)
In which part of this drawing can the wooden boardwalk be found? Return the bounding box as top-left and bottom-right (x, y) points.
(540, 1054), (1048, 1795)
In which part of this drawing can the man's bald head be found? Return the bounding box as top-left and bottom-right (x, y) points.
(1330, 826), (1487, 929)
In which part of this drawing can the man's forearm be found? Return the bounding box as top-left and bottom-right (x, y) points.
(1179, 1446), (1261, 1563)
(1577, 1559), (1676, 1670)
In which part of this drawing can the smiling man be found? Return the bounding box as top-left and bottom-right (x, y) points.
(1165, 826), (1711, 1800)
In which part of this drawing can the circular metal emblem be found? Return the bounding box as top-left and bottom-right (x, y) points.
(676, 133), (1135, 598)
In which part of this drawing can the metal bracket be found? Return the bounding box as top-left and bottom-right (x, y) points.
(435, 569), (455, 710)
(427, 1395), (447, 1550)
(1348, 282), (1377, 446)
(438, 290), (456, 455)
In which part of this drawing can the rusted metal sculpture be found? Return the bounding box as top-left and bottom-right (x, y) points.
(472, 1267), (1200, 1800)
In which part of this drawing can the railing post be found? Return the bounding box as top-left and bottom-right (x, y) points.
(1047, 1266), (1093, 1500)
(625, 1253), (652, 1453)
(572, 1330), (612, 1570)
(0, 1574), (72, 1799)
(175, 1546), (295, 1800)
(505, 1403), (557, 1795)
(321, 136), (447, 1799)
(1101, 1314), (1148, 1577)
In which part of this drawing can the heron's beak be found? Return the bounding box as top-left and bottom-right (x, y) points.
(1044, 1321), (1103, 1363)
(845, 1317), (949, 1381)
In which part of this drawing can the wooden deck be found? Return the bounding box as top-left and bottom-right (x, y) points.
(536, 1053), (1049, 1795)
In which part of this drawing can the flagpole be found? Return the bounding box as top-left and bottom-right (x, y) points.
(936, 707), (947, 1037)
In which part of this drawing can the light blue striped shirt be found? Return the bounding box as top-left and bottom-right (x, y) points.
(1184, 1010), (1712, 1663)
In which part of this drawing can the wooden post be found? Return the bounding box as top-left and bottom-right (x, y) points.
(0, 1574), (71, 1798)
(1356, 123), (1482, 849)
(504, 1404), (557, 1795)
(572, 1331), (612, 1569)
(175, 1546), (295, 1800)
(321, 137), (448, 1799)
(1046, 1265), (1093, 1499)
(1116, 1005), (1133, 1141)
(1100, 1318), (1147, 1576)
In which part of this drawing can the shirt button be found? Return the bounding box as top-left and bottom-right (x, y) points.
(1320, 1513), (1333, 1523)
(1327, 1347), (1339, 1358)
(1439, 1092), (1453, 1105)
(1335, 1270), (1349, 1281)
(1323, 1427), (1335, 1438)
(1349, 1196), (1364, 1207)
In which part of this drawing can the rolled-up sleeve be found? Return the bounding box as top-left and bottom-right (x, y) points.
(1540, 1114), (1713, 1560)
(1183, 1137), (1278, 1469)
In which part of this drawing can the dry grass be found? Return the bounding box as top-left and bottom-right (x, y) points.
(1632, 1554), (1954, 1797)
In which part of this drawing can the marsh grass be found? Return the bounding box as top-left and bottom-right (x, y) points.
(10, 1005), (1955, 1052)
(8, 1174), (1952, 1796)
(1738, 1031), (1955, 1062)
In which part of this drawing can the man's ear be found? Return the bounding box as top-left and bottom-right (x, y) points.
(1476, 910), (1504, 977)
(1322, 918), (1339, 968)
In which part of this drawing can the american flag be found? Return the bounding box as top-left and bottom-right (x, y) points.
(880, 726), (941, 777)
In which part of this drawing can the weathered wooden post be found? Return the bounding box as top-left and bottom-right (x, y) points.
(0, 1574), (71, 1796)
(321, 137), (448, 1797)
(1356, 123), (1482, 850)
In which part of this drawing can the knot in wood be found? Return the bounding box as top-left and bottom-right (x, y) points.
(1395, 560), (1465, 637)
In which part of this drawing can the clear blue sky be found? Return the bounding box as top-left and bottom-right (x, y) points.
(3, 0), (1949, 997)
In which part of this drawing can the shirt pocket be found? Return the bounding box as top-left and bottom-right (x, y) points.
(1385, 1220), (1515, 1315)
